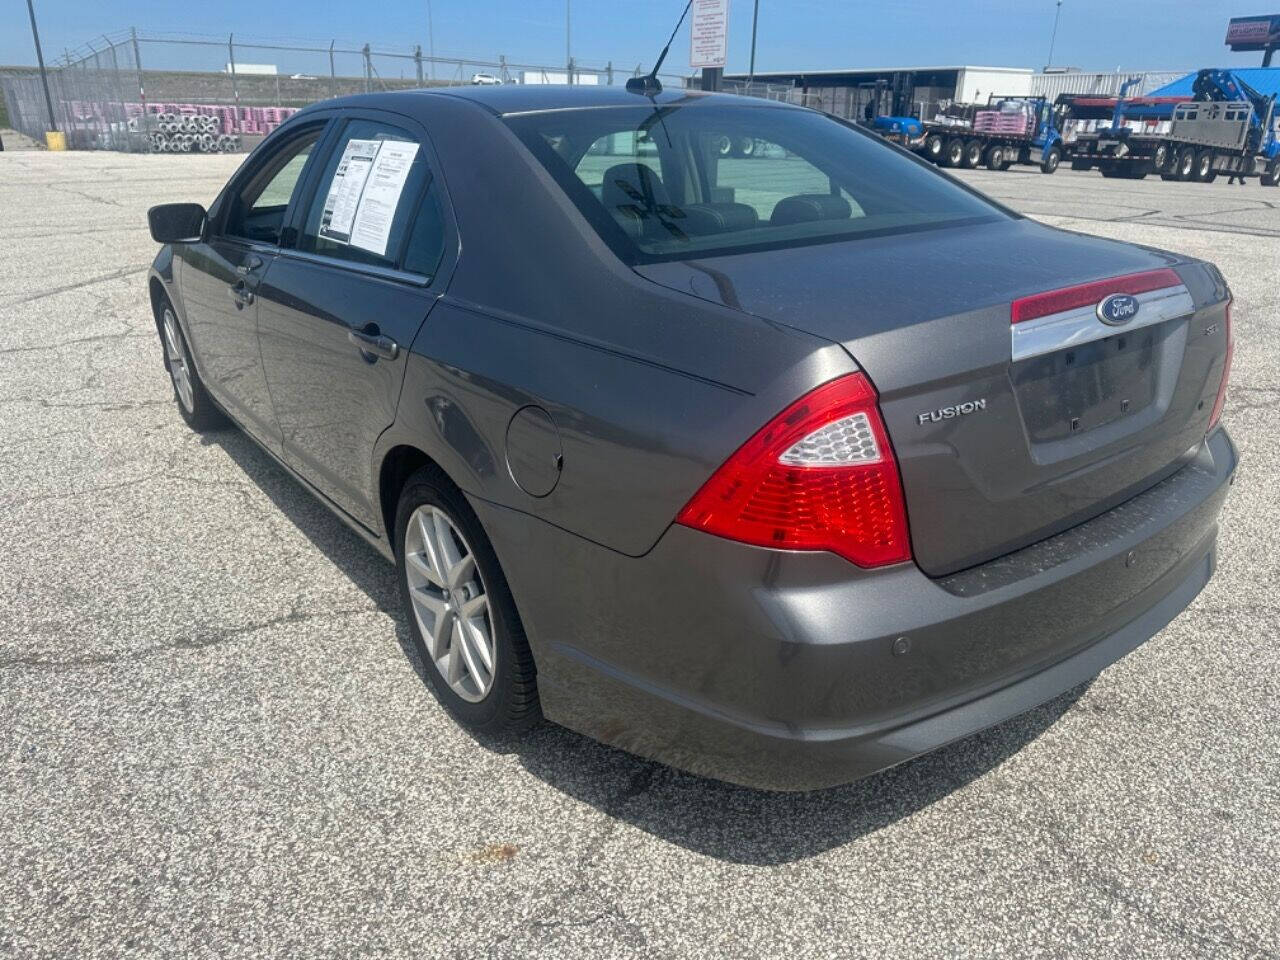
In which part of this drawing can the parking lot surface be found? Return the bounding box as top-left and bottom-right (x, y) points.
(1, 150), (1277, 959)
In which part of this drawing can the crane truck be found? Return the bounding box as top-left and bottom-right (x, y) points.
(1071, 69), (1280, 185)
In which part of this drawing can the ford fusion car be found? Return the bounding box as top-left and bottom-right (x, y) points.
(146, 86), (1236, 791)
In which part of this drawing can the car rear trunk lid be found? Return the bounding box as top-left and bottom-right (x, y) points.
(636, 219), (1231, 576)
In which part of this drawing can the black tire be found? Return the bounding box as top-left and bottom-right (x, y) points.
(716, 135), (732, 157)
(1152, 143), (1170, 172)
(1262, 160), (1280, 187)
(1100, 162), (1121, 178)
(984, 145), (1005, 170)
(1040, 146), (1061, 174)
(395, 468), (540, 735)
(999, 159), (1014, 171)
(961, 139), (983, 168)
(923, 133), (945, 163)
(1175, 147), (1196, 181)
(1194, 150), (1215, 183)
(156, 293), (224, 431)
(942, 137), (964, 167)
(734, 137), (756, 158)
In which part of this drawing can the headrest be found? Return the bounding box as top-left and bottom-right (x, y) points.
(770, 193), (853, 227)
(601, 163), (671, 219)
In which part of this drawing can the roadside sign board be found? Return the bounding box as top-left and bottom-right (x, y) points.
(1225, 15), (1280, 50)
(690, 0), (730, 69)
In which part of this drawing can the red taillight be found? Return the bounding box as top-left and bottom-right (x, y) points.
(1010, 268), (1182, 324)
(1208, 298), (1233, 429)
(675, 374), (911, 568)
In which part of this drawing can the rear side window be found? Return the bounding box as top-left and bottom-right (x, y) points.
(299, 118), (444, 276)
(506, 104), (1006, 264)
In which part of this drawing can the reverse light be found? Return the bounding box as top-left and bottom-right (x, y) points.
(1010, 268), (1182, 324)
(675, 374), (911, 568)
(1208, 298), (1233, 430)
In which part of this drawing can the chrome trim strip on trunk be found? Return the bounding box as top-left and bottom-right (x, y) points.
(1010, 285), (1194, 363)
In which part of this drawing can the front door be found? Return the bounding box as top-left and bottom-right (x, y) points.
(256, 113), (454, 529)
(177, 123), (327, 453)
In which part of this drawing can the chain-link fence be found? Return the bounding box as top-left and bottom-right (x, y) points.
(1, 29), (693, 153)
(721, 80), (820, 111)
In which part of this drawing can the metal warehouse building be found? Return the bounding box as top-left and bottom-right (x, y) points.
(724, 65), (1033, 120)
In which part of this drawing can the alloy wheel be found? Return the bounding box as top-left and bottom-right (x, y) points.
(162, 308), (194, 412)
(404, 504), (496, 703)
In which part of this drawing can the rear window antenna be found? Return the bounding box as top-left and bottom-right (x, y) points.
(626, 0), (693, 96)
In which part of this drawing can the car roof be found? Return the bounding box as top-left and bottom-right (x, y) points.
(305, 84), (802, 118)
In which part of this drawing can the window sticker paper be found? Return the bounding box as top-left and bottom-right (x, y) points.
(318, 138), (380, 244)
(348, 140), (420, 256)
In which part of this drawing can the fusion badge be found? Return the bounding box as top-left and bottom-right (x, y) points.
(1096, 293), (1140, 326)
(917, 398), (987, 426)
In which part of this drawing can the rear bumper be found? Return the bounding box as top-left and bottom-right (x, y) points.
(478, 428), (1237, 791)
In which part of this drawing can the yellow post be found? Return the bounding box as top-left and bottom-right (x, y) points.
(44, 131), (66, 151)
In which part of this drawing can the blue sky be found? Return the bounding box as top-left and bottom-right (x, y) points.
(2, 1), (1263, 75)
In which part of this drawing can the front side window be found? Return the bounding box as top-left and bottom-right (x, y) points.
(299, 119), (440, 274)
(506, 103), (1007, 263)
(225, 126), (323, 244)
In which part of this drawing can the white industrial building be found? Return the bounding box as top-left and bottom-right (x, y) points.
(723, 65), (1033, 119)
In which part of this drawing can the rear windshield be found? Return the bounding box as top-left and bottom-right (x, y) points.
(505, 102), (1008, 263)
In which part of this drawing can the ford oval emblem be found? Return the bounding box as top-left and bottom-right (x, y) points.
(1097, 293), (1140, 326)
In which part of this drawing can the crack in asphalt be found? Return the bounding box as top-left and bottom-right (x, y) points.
(0, 266), (148, 309)
(42, 183), (128, 209)
(1045, 213), (1280, 239)
(0, 605), (379, 672)
(1009, 779), (1274, 956)
(0, 328), (150, 356)
(479, 765), (661, 957)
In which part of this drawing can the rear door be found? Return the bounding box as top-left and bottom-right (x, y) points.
(178, 122), (328, 453)
(255, 110), (456, 529)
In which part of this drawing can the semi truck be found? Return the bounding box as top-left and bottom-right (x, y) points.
(883, 95), (1067, 173)
(1071, 69), (1280, 185)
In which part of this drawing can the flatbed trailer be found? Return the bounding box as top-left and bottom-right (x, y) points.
(906, 96), (1066, 174)
(1071, 70), (1280, 185)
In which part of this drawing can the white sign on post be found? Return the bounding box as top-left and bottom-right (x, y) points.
(690, 0), (730, 69)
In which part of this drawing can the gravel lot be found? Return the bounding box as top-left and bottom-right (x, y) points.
(1, 148), (1277, 959)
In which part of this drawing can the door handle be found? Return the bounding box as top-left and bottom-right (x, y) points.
(236, 254), (265, 275)
(227, 280), (254, 308)
(348, 328), (400, 361)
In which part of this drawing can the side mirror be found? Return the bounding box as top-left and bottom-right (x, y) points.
(147, 203), (207, 244)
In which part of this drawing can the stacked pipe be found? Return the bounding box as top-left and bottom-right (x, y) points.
(974, 101), (1034, 136)
(132, 113), (241, 153)
(50, 100), (301, 153)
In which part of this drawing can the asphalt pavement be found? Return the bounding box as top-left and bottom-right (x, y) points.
(0, 150), (1277, 959)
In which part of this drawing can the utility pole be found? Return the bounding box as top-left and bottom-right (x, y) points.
(426, 0), (436, 81)
(228, 34), (241, 134)
(566, 0), (572, 84)
(25, 0), (58, 133)
(1046, 0), (1064, 70)
(749, 0), (760, 82)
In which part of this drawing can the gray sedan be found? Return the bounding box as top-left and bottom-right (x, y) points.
(146, 85), (1236, 790)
